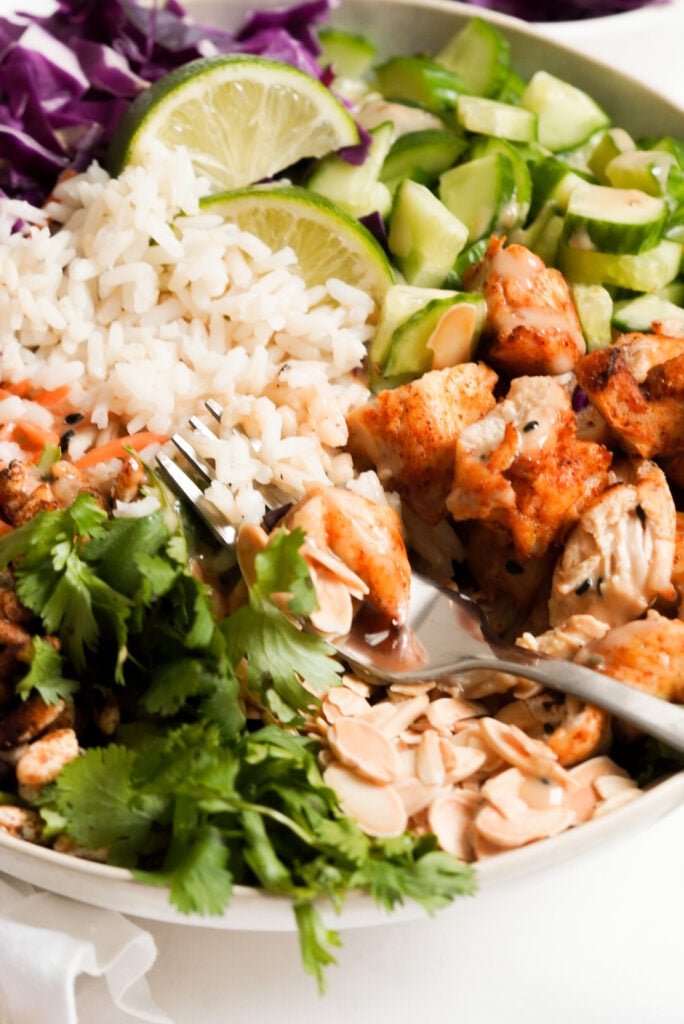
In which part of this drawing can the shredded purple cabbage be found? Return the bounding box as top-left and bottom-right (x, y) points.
(0, 0), (334, 204)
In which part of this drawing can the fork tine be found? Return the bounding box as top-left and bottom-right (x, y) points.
(156, 452), (237, 549)
(205, 398), (223, 423)
(170, 432), (214, 484)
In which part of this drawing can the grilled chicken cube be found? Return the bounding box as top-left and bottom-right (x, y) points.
(346, 363), (497, 525)
(447, 376), (611, 558)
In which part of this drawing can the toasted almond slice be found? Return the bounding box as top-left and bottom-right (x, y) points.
(306, 561), (356, 635)
(592, 787), (641, 818)
(321, 686), (371, 723)
(378, 694), (431, 739)
(593, 773), (637, 800)
(481, 768), (529, 820)
(474, 803), (576, 849)
(425, 696), (485, 734)
(442, 741), (488, 783)
(479, 717), (569, 785)
(327, 716), (400, 784)
(416, 729), (446, 786)
(323, 762), (407, 838)
(565, 755), (630, 824)
(395, 777), (446, 817)
(389, 681), (436, 699)
(427, 790), (480, 860)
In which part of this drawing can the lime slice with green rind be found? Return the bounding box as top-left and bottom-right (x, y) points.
(108, 55), (359, 191)
(201, 185), (394, 303)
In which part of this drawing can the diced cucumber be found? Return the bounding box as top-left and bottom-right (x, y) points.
(528, 156), (588, 220)
(571, 283), (613, 351)
(611, 291), (684, 333)
(373, 57), (465, 119)
(388, 179), (468, 288)
(456, 95), (537, 143)
(509, 201), (564, 266)
(307, 121), (394, 219)
(562, 183), (667, 254)
(605, 149), (676, 197)
(439, 151), (518, 242)
(496, 69), (527, 105)
(318, 28), (377, 79)
(587, 127), (636, 183)
(380, 129), (467, 189)
(470, 136), (532, 224)
(382, 293), (486, 384)
(368, 283), (458, 385)
(436, 17), (510, 98)
(521, 71), (610, 153)
(446, 236), (490, 288)
(558, 237), (682, 292)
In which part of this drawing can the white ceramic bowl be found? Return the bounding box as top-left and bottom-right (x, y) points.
(2, 0), (683, 933)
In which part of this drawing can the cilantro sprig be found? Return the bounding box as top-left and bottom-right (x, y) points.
(0, 491), (477, 990)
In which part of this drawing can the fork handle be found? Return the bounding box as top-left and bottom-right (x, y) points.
(452, 653), (684, 755)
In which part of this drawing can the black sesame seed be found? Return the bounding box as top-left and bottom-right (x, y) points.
(505, 560), (524, 575)
(523, 420), (539, 432)
(59, 429), (75, 453)
(64, 412), (84, 425)
(575, 578), (591, 596)
(635, 503), (647, 523)
(543, 724), (554, 735)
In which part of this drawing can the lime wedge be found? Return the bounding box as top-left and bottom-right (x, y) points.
(108, 55), (359, 191)
(201, 186), (394, 303)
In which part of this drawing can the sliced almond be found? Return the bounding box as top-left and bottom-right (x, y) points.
(592, 787), (642, 818)
(323, 762), (407, 838)
(395, 777), (446, 818)
(426, 696), (485, 734)
(474, 802), (576, 849)
(479, 716), (569, 785)
(427, 790), (480, 860)
(415, 730), (446, 786)
(378, 694), (431, 739)
(441, 740), (488, 783)
(321, 686), (371, 723)
(327, 716), (399, 784)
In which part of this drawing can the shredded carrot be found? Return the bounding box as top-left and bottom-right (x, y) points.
(34, 385), (72, 408)
(73, 431), (166, 470)
(9, 420), (61, 457)
(0, 521), (12, 537)
(3, 380), (31, 398)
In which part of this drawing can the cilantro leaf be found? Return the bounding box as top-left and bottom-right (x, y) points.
(223, 605), (342, 719)
(294, 900), (341, 993)
(137, 824), (233, 917)
(54, 744), (166, 865)
(251, 527), (317, 616)
(17, 637), (78, 704)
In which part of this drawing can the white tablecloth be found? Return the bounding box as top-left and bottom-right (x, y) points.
(3, 3), (684, 1022)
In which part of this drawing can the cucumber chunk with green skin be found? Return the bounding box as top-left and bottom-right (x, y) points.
(562, 184), (667, 254)
(446, 237), (490, 288)
(571, 283), (613, 351)
(496, 68), (527, 105)
(373, 57), (465, 119)
(521, 71), (610, 153)
(380, 129), (467, 188)
(307, 121), (394, 219)
(612, 292), (684, 333)
(587, 127), (636, 183)
(439, 152), (518, 242)
(605, 150), (677, 198)
(509, 201), (564, 266)
(436, 17), (510, 98)
(470, 136), (532, 224)
(528, 156), (589, 220)
(382, 293), (486, 384)
(368, 284), (458, 385)
(456, 96), (537, 143)
(388, 179), (468, 288)
(558, 238), (682, 292)
(318, 28), (377, 79)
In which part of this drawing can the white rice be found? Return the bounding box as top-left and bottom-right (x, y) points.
(0, 141), (381, 526)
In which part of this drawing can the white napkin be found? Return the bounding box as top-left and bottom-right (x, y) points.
(0, 876), (172, 1024)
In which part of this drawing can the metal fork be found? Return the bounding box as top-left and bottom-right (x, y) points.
(157, 412), (684, 754)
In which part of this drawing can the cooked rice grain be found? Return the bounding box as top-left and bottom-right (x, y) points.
(0, 143), (379, 526)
